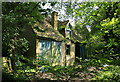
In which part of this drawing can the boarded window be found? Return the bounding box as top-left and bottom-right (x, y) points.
(66, 45), (70, 55)
(39, 40), (61, 65)
(52, 41), (61, 63)
(39, 40), (52, 63)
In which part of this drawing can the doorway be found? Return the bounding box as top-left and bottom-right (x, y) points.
(75, 44), (80, 62)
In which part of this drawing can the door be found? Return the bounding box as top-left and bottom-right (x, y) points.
(75, 44), (86, 63)
(80, 46), (86, 60)
(75, 44), (80, 62)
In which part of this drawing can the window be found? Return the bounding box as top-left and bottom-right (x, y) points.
(66, 45), (70, 55)
(39, 40), (61, 63)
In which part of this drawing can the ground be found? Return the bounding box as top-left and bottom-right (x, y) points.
(30, 65), (102, 81)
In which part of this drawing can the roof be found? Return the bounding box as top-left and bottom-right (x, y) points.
(58, 20), (69, 27)
(32, 16), (83, 43)
(33, 19), (65, 41)
(71, 30), (83, 43)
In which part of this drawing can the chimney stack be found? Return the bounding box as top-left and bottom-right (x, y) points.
(51, 11), (58, 30)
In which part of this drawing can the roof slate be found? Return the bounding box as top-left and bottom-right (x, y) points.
(33, 17), (83, 43)
(33, 19), (65, 41)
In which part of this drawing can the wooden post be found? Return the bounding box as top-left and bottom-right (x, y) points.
(70, 43), (75, 65)
(36, 39), (39, 68)
(61, 41), (65, 66)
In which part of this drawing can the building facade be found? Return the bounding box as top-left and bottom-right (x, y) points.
(20, 11), (86, 66)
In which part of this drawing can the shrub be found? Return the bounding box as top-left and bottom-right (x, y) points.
(92, 65), (120, 81)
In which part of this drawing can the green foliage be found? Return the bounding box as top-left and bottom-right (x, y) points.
(76, 57), (100, 67)
(2, 71), (28, 82)
(76, 57), (120, 81)
(2, 55), (38, 81)
(2, 2), (53, 56)
(2, 2), (120, 81)
(2, 2), (54, 72)
(46, 65), (89, 80)
(72, 2), (120, 64)
(92, 65), (120, 81)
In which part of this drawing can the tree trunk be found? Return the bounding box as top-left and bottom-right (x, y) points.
(10, 56), (16, 72)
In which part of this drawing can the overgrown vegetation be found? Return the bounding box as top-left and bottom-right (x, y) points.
(92, 65), (120, 81)
(2, 1), (120, 81)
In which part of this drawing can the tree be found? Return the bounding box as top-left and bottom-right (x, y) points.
(73, 2), (120, 64)
(2, 2), (55, 70)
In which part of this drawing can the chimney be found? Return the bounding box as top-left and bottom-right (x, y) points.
(51, 11), (58, 30)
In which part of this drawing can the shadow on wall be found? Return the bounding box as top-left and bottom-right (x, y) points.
(19, 25), (36, 58)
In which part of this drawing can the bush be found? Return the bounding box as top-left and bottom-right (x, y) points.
(92, 65), (120, 81)
(2, 71), (28, 82)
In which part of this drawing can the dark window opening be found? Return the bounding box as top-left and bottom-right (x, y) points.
(75, 44), (80, 62)
(66, 45), (70, 55)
